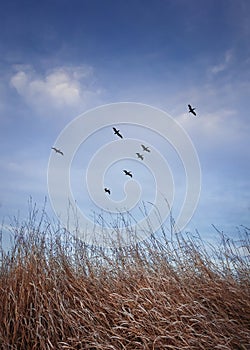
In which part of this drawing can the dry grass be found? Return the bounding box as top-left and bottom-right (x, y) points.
(0, 207), (249, 349)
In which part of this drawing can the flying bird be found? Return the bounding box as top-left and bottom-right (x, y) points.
(123, 170), (133, 178)
(113, 127), (123, 139)
(188, 104), (196, 116)
(51, 147), (64, 155)
(141, 144), (150, 152)
(104, 188), (111, 195)
(136, 152), (144, 160)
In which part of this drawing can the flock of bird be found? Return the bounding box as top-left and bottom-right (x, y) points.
(51, 104), (198, 196)
(103, 129), (151, 195)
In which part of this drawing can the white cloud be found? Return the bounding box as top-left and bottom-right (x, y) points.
(208, 49), (233, 75)
(175, 107), (250, 154)
(10, 65), (102, 114)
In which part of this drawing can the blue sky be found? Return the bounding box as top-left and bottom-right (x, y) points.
(0, 0), (249, 248)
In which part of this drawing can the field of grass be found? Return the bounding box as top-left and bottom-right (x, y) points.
(0, 207), (249, 349)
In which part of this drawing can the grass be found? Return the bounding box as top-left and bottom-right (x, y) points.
(0, 205), (249, 349)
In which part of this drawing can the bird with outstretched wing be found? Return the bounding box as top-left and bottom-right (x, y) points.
(136, 152), (144, 160)
(104, 188), (111, 195)
(188, 104), (196, 116)
(141, 144), (150, 152)
(51, 147), (64, 155)
(113, 127), (123, 139)
(123, 170), (133, 178)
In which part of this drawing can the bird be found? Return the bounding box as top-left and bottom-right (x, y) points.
(51, 147), (64, 155)
(113, 127), (123, 139)
(188, 104), (196, 116)
(136, 152), (144, 160)
(141, 144), (150, 152)
(104, 188), (111, 195)
(123, 170), (132, 178)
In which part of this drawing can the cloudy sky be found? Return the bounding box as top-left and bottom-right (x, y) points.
(0, 0), (249, 248)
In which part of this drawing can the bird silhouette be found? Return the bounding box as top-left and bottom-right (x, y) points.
(123, 170), (132, 178)
(136, 152), (144, 160)
(104, 188), (111, 195)
(113, 127), (123, 139)
(141, 144), (150, 152)
(188, 104), (196, 116)
(51, 147), (64, 155)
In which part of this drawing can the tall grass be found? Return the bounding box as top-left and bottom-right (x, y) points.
(0, 205), (249, 349)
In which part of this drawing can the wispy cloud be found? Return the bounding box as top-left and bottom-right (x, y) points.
(0, 157), (47, 193)
(208, 49), (233, 75)
(10, 65), (102, 116)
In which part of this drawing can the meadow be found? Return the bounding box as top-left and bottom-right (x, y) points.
(0, 206), (249, 349)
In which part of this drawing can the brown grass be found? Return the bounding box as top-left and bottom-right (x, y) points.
(0, 207), (249, 349)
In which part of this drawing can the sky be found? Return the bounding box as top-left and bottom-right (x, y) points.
(0, 0), (250, 249)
